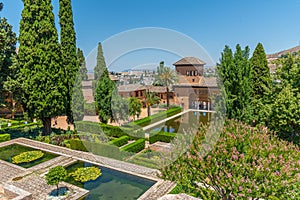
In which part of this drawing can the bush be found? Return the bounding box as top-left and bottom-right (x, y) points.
(149, 131), (177, 144)
(12, 151), (44, 164)
(0, 134), (10, 142)
(108, 136), (129, 147)
(162, 120), (300, 199)
(69, 139), (88, 152)
(121, 138), (145, 153)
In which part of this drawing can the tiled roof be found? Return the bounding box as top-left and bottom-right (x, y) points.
(173, 57), (206, 66)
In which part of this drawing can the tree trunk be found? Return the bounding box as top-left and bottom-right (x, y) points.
(166, 87), (170, 109)
(42, 117), (51, 136)
(56, 184), (59, 196)
(147, 105), (151, 117)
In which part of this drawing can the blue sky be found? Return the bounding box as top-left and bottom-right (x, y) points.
(2, 0), (300, 70)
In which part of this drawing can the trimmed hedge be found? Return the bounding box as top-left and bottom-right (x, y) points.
(75, 121), (143, 140)
(69, 139), (88, 152)
(125, 107), (182, 129)
(121, 138), (145, 153)
(108, 135), (129, 147)
(0, 134), (10, 142)
(149, 131), (177, 144)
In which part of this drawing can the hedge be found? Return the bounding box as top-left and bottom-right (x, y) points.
(121, 138), (145, 153)
(125, 107), (182, 129)
(108, 135), (129, 147)
(69, 139), (88, 152)
(75, 121), (143, 140)
(0, 134), (10, 142)
(149, 131), (177, 144)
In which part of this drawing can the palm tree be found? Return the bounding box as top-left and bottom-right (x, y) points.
(155, 61), (178, 108)
(128, 97), (142, 120)
(145, 92), (160, 116)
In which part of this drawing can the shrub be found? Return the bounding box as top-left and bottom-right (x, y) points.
(121, 138), (145, 153)
(162, 120), (300, 199)
(69, 166), (101, 182)
(149, 131), (177, 144)
(69, 139), (88, 152)
(108, 136), (129, 147)
(0, 134), (10, 142)
(84, 102), (97, 115)
(12, 151), (44, 164)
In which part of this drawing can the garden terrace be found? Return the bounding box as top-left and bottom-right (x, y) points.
(0, 138), (176, 199)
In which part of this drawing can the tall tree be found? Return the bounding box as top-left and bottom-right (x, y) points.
(0, 16), (17, 91)
(18, 0), (66, 135)
(95, 71), (114, 124)
(217, 45), (252, 123)
(93, 42), (106, 94)
(111, 89), (128, 124)
(155, 61), (178, 108)
(77, 48), (88, 81)
(145, 92), (160, 116)
(250, 43), (271, 98)
(59, 0), (78, 124)
(128, 97), (142, 120)
(94, 42), (106, 81)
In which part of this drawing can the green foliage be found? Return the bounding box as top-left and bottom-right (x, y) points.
(77, 48), (88, 81)
(94, 42), (106, 81)
(108, 135), (129, 147)
(250, 43), (271, 98)
(46, 166), (67, 190)
(0, 133), (10, 142)
(217, 45), (252, 123)
(145, 92), (160, 116)
(149, 131), (176, 144)
(162, 120), (300, 199)
(0, 17), (17, 90)
(128, 97), (142, 120)
(154, 61), (178, 108)
(69, 138), (88, 152)
(12, 150), (44, 164)
(59, 0), (78, 124)
(121, 138), (145, 153)
(111, 89), (128, 123)
(69, 166), (101, 182)
(95, 74), (115, 124)
(18, 0), (66, 135)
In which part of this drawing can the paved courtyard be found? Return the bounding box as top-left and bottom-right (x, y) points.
(0, 138), (176, 200)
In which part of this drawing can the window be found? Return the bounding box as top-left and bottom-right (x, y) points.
(190, 71), (193, 76)
(192, 79), (195, 82)
(186, 71), (189, 76)
(195, 70), (198, 76)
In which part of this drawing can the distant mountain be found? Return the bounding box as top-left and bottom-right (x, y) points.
(267, 46), (300, 73)
(267, 46), (300, 59)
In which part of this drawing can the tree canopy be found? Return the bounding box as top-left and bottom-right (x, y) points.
(59, 0), (78, 124)
(18, 0), (66, 135)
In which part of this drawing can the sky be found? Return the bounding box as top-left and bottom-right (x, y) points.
(1, 0), (300, 71)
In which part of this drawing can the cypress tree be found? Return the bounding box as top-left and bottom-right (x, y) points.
(95, 70), (114, 124)
(18, 0), (66, 135)
(250, 43), (271, 98)
(77, 48), (88, 81)
(94, 42), (106, 81)
(59, 0), (78, 124)
(217, 45), (252, 123)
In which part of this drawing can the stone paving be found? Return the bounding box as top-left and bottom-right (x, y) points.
(0, 138), (177, 200)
